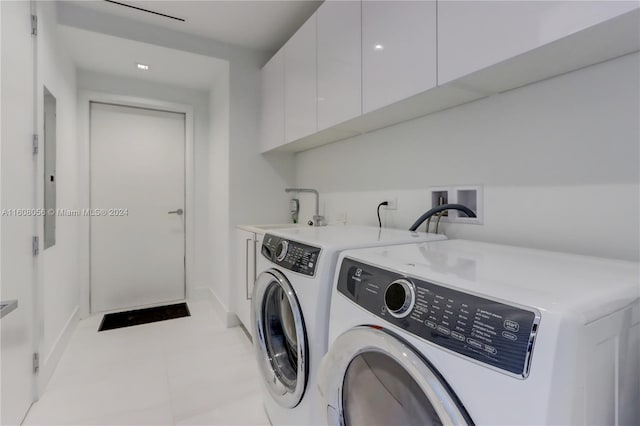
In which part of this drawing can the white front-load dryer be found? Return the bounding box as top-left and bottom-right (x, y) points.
(251, 226), (447, 426)
(319, 240), (640, 425)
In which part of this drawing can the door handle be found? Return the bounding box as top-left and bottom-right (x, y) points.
(168, 209), (184, 215)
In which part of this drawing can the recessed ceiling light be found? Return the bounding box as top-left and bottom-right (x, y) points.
(374, 44), (384, 51)
(136, 63), (150, 71)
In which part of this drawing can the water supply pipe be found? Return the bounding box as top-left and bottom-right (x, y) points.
(409, 204), (476, 232)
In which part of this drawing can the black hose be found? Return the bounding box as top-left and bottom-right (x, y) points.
(409, 204), (476, 232)
(377, 201), (388, 228)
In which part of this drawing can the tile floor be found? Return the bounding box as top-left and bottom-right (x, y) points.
(24, 301), (270, 425)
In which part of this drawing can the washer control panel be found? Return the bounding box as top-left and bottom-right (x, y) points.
(337, 258), (540, 378)
(262, 234), (321, 277)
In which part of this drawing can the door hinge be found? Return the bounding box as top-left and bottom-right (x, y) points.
(33, 353), (39, 374)
(32, 134), (39, 155)
(32, 236), (39, 256)
(31, 14), (37, 36)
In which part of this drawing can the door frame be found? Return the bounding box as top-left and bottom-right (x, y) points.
(78, 91), (195, 317)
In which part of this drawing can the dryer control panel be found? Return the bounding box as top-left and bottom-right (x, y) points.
(262, 234), (321, 277)
(337, 258), (540, 379)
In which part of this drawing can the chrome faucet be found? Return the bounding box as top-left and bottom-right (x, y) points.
(285, 188), (326, 226)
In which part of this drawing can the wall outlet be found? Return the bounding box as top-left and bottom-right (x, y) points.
(385, 197), (398, 210)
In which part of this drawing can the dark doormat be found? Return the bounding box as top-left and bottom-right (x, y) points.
(98, 302), (190, 331)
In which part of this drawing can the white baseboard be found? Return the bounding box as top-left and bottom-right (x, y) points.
(190, 287), (240, 328)
(38, 306), (80, 396)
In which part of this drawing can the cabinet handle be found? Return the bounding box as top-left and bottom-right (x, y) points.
(254, 240), (260, 282)
(245, 238), (253, 300)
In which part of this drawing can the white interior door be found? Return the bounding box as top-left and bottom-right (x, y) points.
(90, 102), (185, 313)
(1, 1), (37, 424)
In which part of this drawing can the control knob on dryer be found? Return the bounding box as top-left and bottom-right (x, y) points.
(275, 240), (289, 262)
(384, 279), (416, 318)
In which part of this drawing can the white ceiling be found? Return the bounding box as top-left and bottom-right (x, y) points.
(59, 25), (228, 90)
(67, 0), (322, 53)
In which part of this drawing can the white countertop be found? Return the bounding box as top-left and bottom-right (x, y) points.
(236, 223), (310, 234)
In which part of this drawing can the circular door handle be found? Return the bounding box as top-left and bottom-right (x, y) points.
(168, 208), (184, 215)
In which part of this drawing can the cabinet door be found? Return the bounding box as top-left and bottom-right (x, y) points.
(438, 0), (640, 85)
(260, 50), (285, 152)
(317, 0), (362, 130)
(362, 1), (437, 113)
(285, 14), (317, 142)
(235, 229), (256, 334)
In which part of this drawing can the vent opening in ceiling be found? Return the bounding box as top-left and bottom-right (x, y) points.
(104, 0), (186, 22)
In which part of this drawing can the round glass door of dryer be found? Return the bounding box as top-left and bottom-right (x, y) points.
(252, 269), (308, 408)
(343, 351), (443, 425)
(318, 327), (473, 426)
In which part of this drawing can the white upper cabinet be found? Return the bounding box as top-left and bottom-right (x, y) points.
(260, 49), (285, 152)
(284, 14), (317, 143)
(362, 1), (437, 114)
(317, 0), (362, 131)
(260, 0), (639, 153)
(438, 0), (640, 85)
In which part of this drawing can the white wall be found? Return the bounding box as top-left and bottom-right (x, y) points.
(209, 58), (296, 315)
(228, 59), (296, 225)
(76, 70), (212, 300)
(1, 1), (38, 422)
(226, 59), (297, 317)
(35, 1), (81, 394)
(295, 53), (640, 261)
(208, 64), (231, 315)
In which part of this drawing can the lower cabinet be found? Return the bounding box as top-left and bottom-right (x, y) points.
(235, 229), (264, 336)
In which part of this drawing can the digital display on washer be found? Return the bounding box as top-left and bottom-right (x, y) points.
(262, 234), (321, 277)
(336, 258), (540, 378)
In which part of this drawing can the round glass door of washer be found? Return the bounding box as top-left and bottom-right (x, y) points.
(252, 269), (308, 408)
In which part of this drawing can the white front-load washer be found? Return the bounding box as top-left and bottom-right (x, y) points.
(319, 240), (639, 425)
(251, 226), (447, 426)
